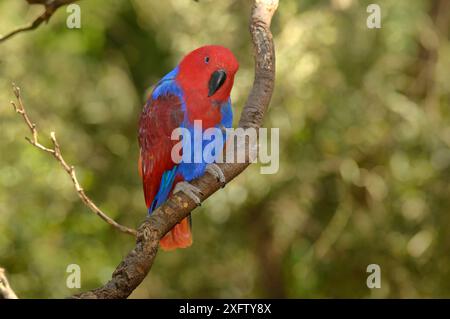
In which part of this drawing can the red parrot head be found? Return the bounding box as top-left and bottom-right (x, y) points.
(177, 45), (239, 104)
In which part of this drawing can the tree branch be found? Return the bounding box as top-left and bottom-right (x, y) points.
(0, 268), (18, 299)
(10, 84), (137, 237)
(0, 0), (81, 44)
(72, 0), (279, 299)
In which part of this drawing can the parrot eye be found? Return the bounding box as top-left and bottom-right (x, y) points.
(204, 56), (210, 64)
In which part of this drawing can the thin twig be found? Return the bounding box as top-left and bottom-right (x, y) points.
(0, 0), (81, 44)
(0, 268), (18, 299)
(10, 83), (137, 237)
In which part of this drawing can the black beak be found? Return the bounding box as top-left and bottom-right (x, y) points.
(208, 70), (227, 97)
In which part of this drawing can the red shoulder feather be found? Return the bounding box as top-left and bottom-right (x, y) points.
(138, 94), (184, 208)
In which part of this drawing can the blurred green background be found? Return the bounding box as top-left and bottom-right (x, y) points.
(1, 0), (450, 298)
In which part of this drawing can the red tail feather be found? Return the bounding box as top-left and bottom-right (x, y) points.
(160, 217), (192, 250)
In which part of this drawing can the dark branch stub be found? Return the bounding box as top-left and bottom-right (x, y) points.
(0, 0), (81, 44)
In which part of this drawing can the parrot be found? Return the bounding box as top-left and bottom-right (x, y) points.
(138, 45), (239, 250)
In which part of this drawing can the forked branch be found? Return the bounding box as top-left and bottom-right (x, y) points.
(8, 0), (278, 299)
(72, 0), (278, 299)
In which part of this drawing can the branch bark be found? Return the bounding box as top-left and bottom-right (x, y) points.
(0, 0), (81, 44)
(72, 0), (279, 299)
(0, 268), (18, 299)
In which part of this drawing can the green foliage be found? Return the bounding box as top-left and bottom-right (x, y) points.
(1, 0), (449, 298)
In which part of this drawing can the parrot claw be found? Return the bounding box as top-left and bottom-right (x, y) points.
(206, 163), (226, 187)
(173, 181), (203, 206)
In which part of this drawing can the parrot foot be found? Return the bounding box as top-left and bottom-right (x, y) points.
(206, 163), (226, 187)
(173, 181), (203, 206)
